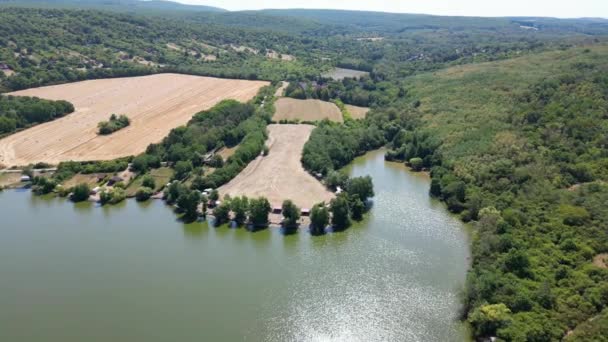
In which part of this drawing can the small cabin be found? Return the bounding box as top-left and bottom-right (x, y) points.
(301, 208), (310, 217)
(272, 206), (282, 214)
(20, 175), (31, 182)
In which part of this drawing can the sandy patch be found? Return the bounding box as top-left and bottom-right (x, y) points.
(273, 98), (343, 123)
(0, 74), (268, 167)
(322, 67), (369, 80)
(356, 37), (384, 41)
(266, 50), (295, 61)
(593, 254), (608, 269)
(345, 104), (370, 119)
(217, 145), (238, 161)
(274, 81), (288, 97)
(219, 124), (334, 209)
(0, 172), (21, 187)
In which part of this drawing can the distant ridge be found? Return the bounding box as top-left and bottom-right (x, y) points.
(0, 0), (227, 13)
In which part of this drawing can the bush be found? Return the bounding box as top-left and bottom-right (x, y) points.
(141, 175), (156, 189)
(97, 114), (130, 135)
(249, 197), (271, 229)
(213, 202), (231, 226)
(71, 183), (90, 202)
(100, 188), (126, 205)
(282, 200), (300, 232)
(409, 157), (424, 171)
(310, 202), (329, 235)
(135, 187), (154, 201)
(330, 193), (351, 229)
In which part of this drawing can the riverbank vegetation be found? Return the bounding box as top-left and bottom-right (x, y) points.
(383, 46), (608, 340)
(0, 95), (74, 136)
(97, 114), (130, 135)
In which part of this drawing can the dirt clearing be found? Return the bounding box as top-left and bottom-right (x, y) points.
(219, 124), (334, 209)
(322, 67), (369, 80)
(345, 104), (370, 119)
(593, 254), (608, 269)
(273, 98), (343, 123)
(0, 74), (268, 167)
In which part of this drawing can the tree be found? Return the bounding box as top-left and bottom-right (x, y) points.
(330, 194), (350, 229)
(325, 170), (348, 190)
(71, 183), (90, 202)
(249, 197), (271, 229)
(282, 200), (300, 232)
(213, 202), (231, 226)
(469, 303), (512, 337)
(141, 175), (155, 189)
(350, 196), (365, 221)
(346, 176), (374, 203)
(164, 181), (184, 204)
(177, 189), (200, 222)
(230, 196), (249, 226)
(209, 189), (219, 203)
(409, 157), (423, 171)
(200, 194), (208, 216)
(310, 202), (329, 235)
(174, 160), (193, 180)
(208, 154), (224, 168)
(135, 187), (153, 201)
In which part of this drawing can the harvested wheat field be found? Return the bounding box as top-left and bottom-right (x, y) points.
(219, 124), (334, 209)
(0, 74), (268, 167)
(273, 98), (343, 123)
(345, 104), (370, 119)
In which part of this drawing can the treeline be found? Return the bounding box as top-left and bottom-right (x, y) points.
(2, 6), (598, 94)
(53, 159), (130, 182)
(130, 99), (268, 190)
(162, 175), (374, 233)
(301, 120), (386, 176)
(283, 75), (397, 107)
(98, 114), (130, 135)
(0, 95), (74, 135)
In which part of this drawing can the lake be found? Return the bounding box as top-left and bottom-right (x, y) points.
(0, 150), (470, 341)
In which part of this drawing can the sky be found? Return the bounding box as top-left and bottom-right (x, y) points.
(177, 0), (608, 18)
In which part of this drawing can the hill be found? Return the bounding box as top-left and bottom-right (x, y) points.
(0, 0), (226, 13)
(379, 45), (608, 340)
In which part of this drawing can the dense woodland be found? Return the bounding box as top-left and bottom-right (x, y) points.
(0, 95), (73, 136)
(2, 3), (608, 341)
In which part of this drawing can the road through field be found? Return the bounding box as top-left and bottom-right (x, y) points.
(0, 74), (268, 166)
(219, 124), (334, 209)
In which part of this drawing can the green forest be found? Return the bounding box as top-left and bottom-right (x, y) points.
(0, 94), (74, 136)
(1, 2), (608, 341)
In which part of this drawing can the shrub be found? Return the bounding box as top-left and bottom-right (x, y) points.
(135, 187), (154, 201)
(97, 114), (130, 135)
(71, 183), (90, 202)
(310, 202), (329, 235)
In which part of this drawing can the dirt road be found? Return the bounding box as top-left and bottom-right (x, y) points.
(218, 124), (334, 209)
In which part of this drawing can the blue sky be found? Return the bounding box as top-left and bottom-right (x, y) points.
(178, 0), (608, 18)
